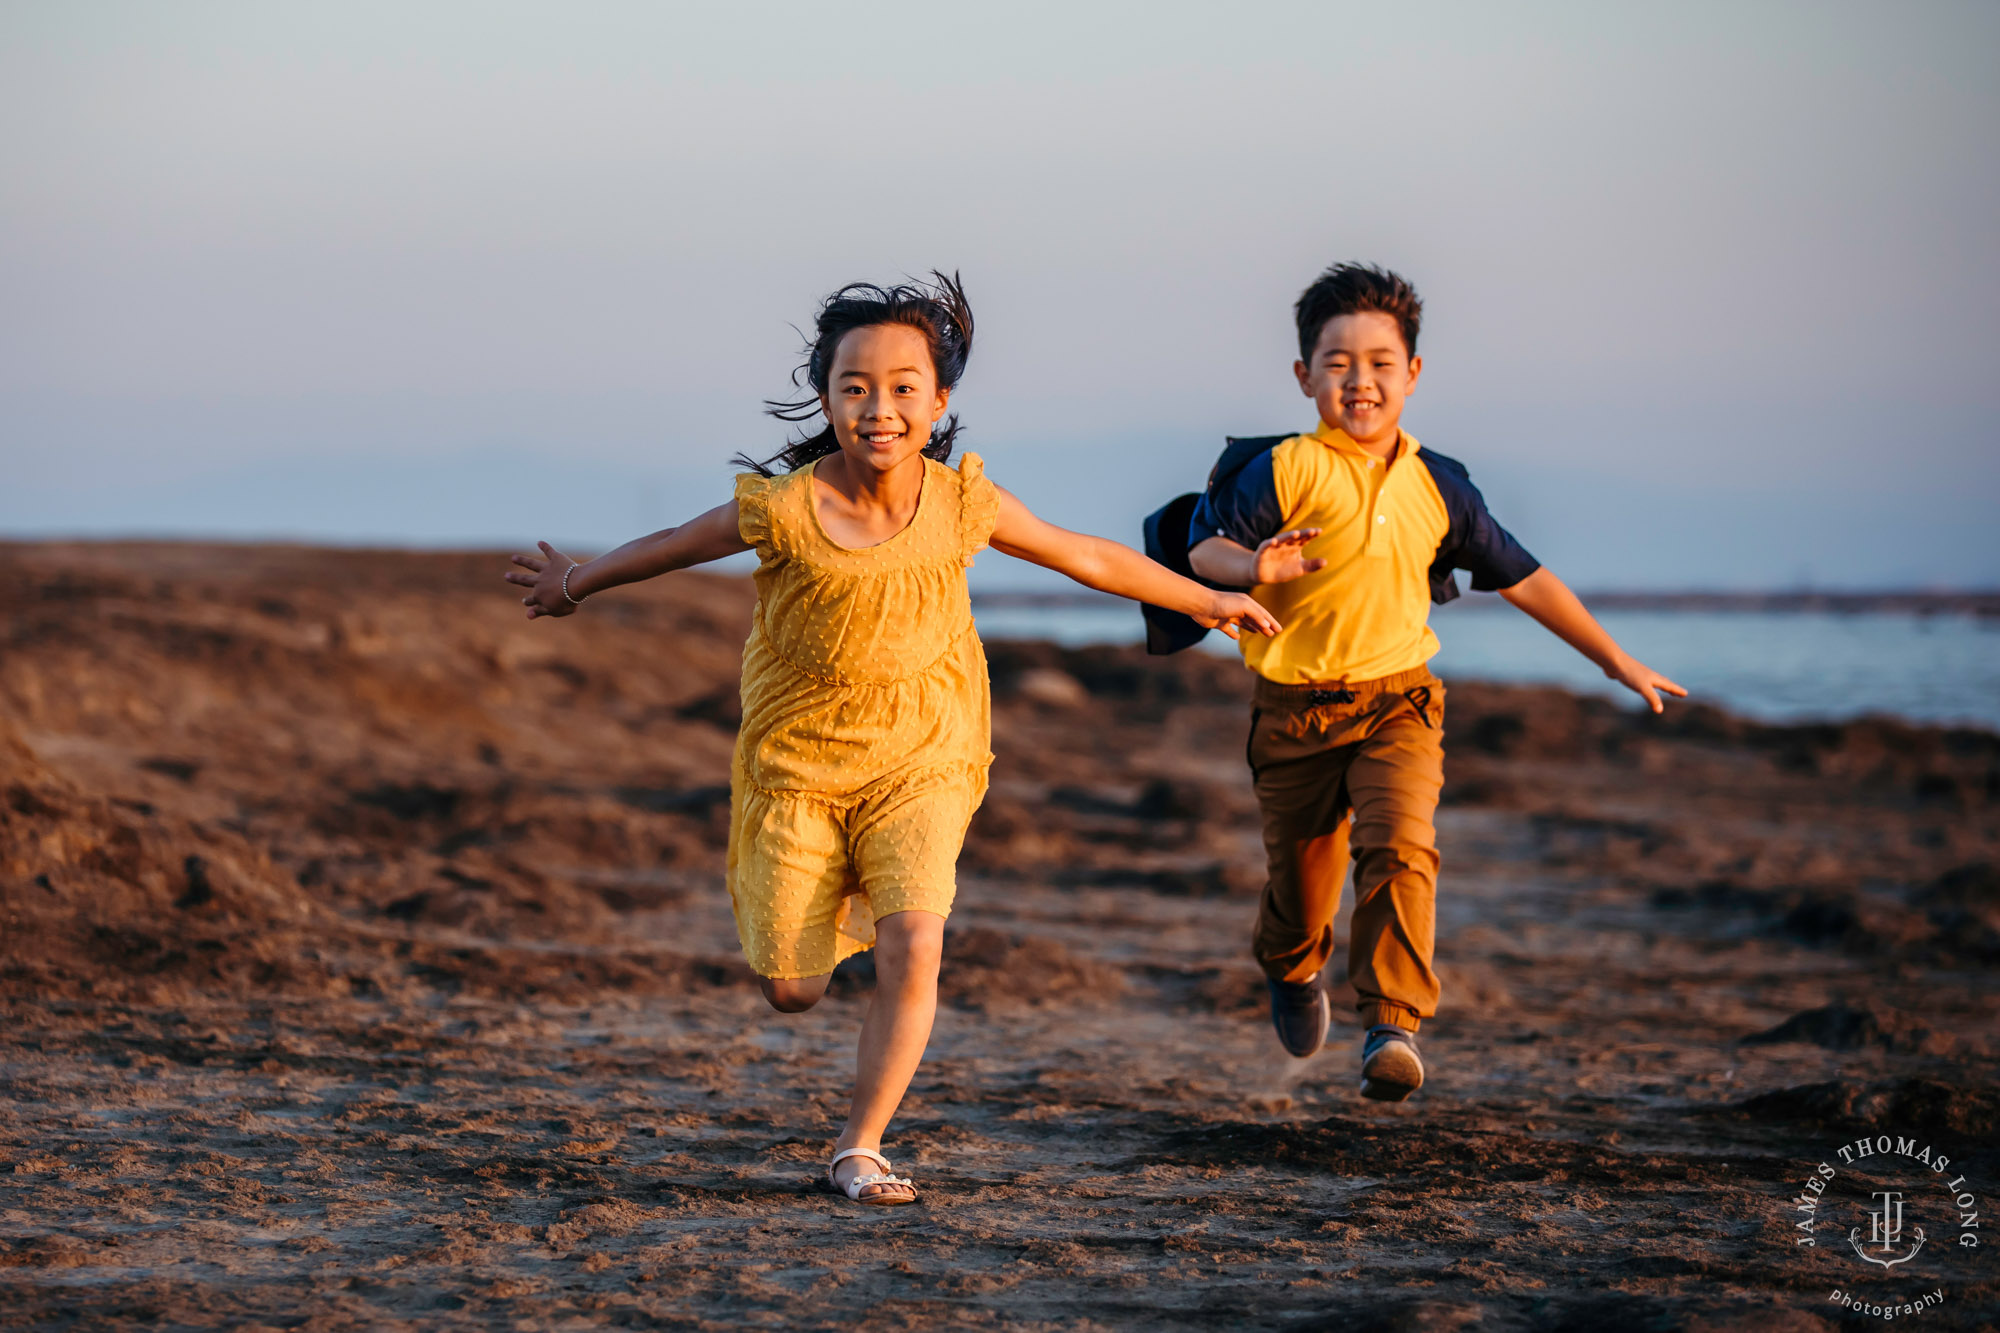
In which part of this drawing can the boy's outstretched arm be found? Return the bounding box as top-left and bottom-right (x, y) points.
(505, 500), (751, 619)
(1500, 567), (1687, 713)
(988, 488), (1282, 640)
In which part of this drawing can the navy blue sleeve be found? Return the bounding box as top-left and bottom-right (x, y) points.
(1187, 444), (1284, 551)
(1418, 448), (1540, 603)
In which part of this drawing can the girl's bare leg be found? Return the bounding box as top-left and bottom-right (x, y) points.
(833, 909), (943, 1200)
(759, 972), (830, 1013)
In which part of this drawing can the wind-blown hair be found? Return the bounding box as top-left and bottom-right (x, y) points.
(1294, 262), (1422, 361)
(734, 271), (975, 476)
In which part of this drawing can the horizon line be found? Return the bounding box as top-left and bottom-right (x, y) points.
(5, 537), (1997, 608)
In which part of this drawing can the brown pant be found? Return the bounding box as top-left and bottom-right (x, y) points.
(1247, 665), (1444, 1033)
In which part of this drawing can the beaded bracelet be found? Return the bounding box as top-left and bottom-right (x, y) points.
(561, 562), (587, 606)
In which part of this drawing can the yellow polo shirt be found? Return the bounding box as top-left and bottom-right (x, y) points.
(1186, 422), (1539, 685)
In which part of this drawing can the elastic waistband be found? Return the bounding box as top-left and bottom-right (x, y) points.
(1252, 664), (1438, 711)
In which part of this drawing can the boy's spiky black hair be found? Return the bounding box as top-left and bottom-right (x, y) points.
(1294, 262), (1422, 362)
(734, 271), (975, 476)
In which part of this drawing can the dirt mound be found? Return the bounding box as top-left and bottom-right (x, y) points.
(0, 717), (334, 1000)
(1438, 680), (2000, 813)
(1914, 861), (2000, 962)
(3, 711), (752, 1006)
(1648, 874), (2000, 969)
(1439, 684), (1631, 761)
(1741, 1002), (1949, 1054)
(1769, 878), (2000, 967)
(1730, 1078), (2000, 1143)
(0, 543), (757, 1002)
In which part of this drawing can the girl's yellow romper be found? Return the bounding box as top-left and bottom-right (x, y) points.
(727, 452), (999, 979)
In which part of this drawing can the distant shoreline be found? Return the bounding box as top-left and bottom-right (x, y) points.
(970, 588), (2000, 617)
(5, 540), (1994, 617)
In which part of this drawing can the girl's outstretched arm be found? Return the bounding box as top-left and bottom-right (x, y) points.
(988, 487), (1282, 640)
(1500, 567), (1687, 713)
(505, 500), (751, 619)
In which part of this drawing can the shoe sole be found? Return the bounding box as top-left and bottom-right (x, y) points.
(1359, 1042), (1424, 1101)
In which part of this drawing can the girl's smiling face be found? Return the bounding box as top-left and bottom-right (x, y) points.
(820, 323), (951, 475)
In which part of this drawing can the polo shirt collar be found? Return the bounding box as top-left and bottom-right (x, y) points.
(1312, 421), (1414, 464)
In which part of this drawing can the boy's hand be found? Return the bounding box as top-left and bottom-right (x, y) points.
(1605, 653), (1687, 714)
(1499, 568), (1688, 715)
(505, 541), (584, 619)
(1253, 529), (1325, 584)
(1196, 592), (1283, 640)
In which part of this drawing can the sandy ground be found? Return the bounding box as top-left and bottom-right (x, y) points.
(1, 542), (1996, 1331)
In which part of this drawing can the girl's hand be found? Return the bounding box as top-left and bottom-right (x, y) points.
(505, 541), (584, 620)
(1253, 529), (1325, 584)
(1604, 652), (1688, 714)
(1196, 591), (1282, 640)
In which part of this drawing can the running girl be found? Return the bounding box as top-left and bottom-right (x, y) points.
(506, 274), (1287, 1205)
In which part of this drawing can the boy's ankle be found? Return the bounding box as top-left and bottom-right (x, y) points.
(1359, 1002), (1420, 1034)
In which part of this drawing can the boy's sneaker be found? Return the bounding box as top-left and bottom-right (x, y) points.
(1359, 1024), (1424, 1101)
(1266, 974), (1329, 1058)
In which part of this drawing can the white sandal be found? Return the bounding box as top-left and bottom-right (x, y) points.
(827, 1146), (917, 1206)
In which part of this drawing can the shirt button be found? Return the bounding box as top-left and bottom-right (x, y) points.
(1376, 514), (1387, 525)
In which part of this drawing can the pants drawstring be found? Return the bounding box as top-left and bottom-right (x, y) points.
(1403, 686), (1434, 728)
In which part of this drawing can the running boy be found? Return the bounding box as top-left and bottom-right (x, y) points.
(1183, 263), (1683, 1100)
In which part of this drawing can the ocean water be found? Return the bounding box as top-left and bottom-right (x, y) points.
(969, 600), (2000, 731)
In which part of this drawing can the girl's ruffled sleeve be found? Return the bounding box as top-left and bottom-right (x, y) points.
(956, 452), (1000, 567)
(734, 473), (774, 552)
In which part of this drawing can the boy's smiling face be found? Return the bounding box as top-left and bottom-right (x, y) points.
(1293, 311), (1422, 455)
(820, 323), (950, 476)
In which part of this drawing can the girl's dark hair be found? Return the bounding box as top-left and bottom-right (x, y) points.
(1294, 261), (1422, 361)
(733, 271), (975, 475)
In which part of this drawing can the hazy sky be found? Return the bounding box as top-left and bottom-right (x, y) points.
(3, 1), (1996, 590)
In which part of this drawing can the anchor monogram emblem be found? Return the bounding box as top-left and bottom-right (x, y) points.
(1849, 1190), (1926, 1270)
